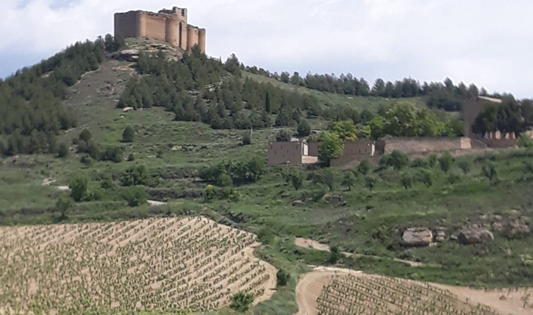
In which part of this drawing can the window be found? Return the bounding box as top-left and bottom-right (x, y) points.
(182, 9), (186, 16)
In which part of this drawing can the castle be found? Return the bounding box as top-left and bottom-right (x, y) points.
(114, 7), (206, 54)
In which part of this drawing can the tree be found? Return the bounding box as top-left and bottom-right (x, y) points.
(57, 143), (69, 158)
(438, 152), (453, 173)
(389, 150), (410, 170)
(427, 154), (438, 168)
(121, 165), (149, 186)
(448, 173), (461, 185)
(332, 121), (357, 140)
(128, 153), (135, 161)
(230, 292), (254, 313)
(79, 129), (92, 143)
(368, 116), (386, 140)
(56, 198), (72, 221)
(518, 133), (533, 148)
(216, 173), (233, 187)
(383, 102), (419, 137)
(329, 246), (342, 264)
(364, 176), (378, 191)
(122, 125), (135, 143)
(317, 168), (336, 191)
(242, 131), (252, 145)
(297, 120), (311, 137)
(400, 173), (413, 190)
(276, 269), (290, 287)
(416, 170), (433, 188)
(357, 160), (372, 175)
(70, 177), (88, 202)
(458, 160), (471, 175)
(318, 132), (343, 165)
(342, 171), (357, 191)
(482, 163), (498, 182)
(123, 187), (148, 207)
(275, 130), (291, 142)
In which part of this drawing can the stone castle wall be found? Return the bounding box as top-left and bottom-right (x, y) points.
(114, 7), (206, 53)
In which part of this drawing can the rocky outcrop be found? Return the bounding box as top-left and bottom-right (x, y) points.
(502, 220), (530, 239)
(434, 227), (446, 242)
(402, 228), (433, 247)
(458, 227), (494, 245)
(119, 49), (140, 62)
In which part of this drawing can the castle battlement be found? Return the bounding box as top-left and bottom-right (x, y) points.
(114, 6), (206, 53)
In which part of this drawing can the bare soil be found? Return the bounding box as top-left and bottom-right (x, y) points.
(294, 266), (532, 315)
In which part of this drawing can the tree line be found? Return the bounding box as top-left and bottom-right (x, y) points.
(0, 34), (124, 156)
(473, 98), (533, 138)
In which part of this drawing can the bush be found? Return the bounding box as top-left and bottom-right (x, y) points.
(121, 165), (149, 186)
(216, 173), (233, 187)
(122, 125), (135, 143)
(364, 176), (378, 191)
(411, 158), (428, 168)
(358, 160), (372, 175)
(275, 130), (291, 142)
(229, 292), (254, 313)
(438, 152), (454, 173)
(128, 153), (135, 161)
(57, 143), (69, 158)
(518, 133), (533, 148)
(70, 177), (88, 202)
(448, 173), (461, 185)
(342, 171), (357, 191)
(482, 162), (498, 182)
(56, 198), (72, 221)
(427, 154), (438, 168)
(329, 246), (342, 264)
(80, 155), (93, 166)
(122, 187), (148, 207)
(102, 146), (124, 163)
(79, 129), (92, 143)
(242, 131), (252, 145)
(389, 150), (410, 170)
(297, 119), (311, 137)
(276, 269), (290, 287)
(458, 160), (471, 175)
(400, 173), (413, 189)
(416, 169), (433, 188)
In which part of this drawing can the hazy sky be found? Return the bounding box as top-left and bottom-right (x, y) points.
(1, 0), (532, 98)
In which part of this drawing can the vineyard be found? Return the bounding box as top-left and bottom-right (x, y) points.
(0, 217), (276, 315)
(317, 274), (500, 315)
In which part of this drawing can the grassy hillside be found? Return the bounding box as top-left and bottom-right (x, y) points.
(1, 42), (532, 314)
(243, 72), (426, 113)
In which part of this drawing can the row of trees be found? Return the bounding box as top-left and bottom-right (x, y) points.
(473, 99), (533, 138)
(0, 34), (124, 156)
(244, 64), (496, 111)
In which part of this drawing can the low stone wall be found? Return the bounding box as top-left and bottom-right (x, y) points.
(384, 138), (471, 155)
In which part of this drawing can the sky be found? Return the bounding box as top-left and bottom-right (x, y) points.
(1, 0), (532, 98)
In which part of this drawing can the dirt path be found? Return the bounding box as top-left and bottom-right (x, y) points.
(294, 266), (532, 315)
(294, 237), (425, 267)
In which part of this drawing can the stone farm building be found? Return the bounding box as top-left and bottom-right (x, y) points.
(115, 6), (206, 53)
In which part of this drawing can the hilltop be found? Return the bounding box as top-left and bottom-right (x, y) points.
(0, 37), (532, 315)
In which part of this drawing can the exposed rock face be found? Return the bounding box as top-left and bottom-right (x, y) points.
(402, 228), (433, 247)
(434, 227), (446, 242)
(502, 220), (531, 238)
(458, 227), (494, 244)
(119, 49), (140, 62)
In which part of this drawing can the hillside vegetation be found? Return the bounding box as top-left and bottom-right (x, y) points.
(0, 38), (532, 315)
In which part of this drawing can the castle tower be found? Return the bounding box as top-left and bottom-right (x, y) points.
(198, 29), (206, 54)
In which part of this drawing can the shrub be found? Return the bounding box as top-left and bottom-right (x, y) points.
(297, 119), (311, 137)
(57, 143), (69, 158)
(122, 125), (135, 143)
(448, 173), (461, 185)
(438, 152), (454, 173)
(411, 158), (428, 168)
(229, 292), (254, 313)
(379, 155), (392, 168)
(389, 150), (410, 170)
(416, 169), (433, 188)
(275, 130), (291, 142)
(122, 187), (147, 207)
(482, 162), (498, 182)
(400, 173), (413, 190)
(518, 133), (533, 148)
(364, 176), (378, 191)
(358, 160), (372, 175)
(121, 165), (149, 186)
(342, 171), (357, 191)
(276, 269), (290, 287)
(102, 146), (124, 163)
(216, 173), (233, 187)
(70, 177), (88, 202)
(427, 154), (438, 168)
(242, 131), (252, 145)
(329, 246), (342, 264)
(80, 155), (93, 166)
(128, 153), (135, 161)
(458, 160), (471, 175)
(79, 129), (92, 143)
(56, 198), (72, 221)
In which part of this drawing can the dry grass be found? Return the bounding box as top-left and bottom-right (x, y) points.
(0, 217), (276, 314)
